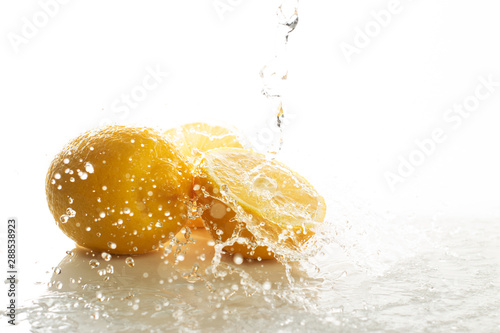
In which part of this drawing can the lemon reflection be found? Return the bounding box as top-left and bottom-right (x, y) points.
(45, 229), (306, 326)
(50, 229), (210, 293)
(17, 228), (326, 332)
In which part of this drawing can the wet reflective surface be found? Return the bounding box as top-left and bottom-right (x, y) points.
(4, 217), (500, 332)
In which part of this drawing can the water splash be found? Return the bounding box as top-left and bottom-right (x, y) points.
(14, 216), (500, 332)
(259, 0), (300, 157)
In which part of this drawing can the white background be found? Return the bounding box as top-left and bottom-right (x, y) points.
(1, 0), (500, 233)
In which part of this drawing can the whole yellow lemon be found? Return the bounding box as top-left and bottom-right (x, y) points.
(45, 126), (193, 254)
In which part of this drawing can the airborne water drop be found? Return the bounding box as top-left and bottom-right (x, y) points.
(125, 257), (135, 267)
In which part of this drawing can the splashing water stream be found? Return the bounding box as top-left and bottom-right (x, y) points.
(259, 0), (299, 157)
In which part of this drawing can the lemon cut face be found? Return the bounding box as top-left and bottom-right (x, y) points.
(166, 122), (244, 228)
(165, 122), (243, 164)
(194, 148), (326, 259)
(45, 126), (193, 254)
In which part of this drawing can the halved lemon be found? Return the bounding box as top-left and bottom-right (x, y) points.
(165, 122), (244, 228)
(165, 122), (243, 165)
(194, 148), (326, 259)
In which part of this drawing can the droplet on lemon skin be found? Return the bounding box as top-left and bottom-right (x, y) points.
(45, 125), (193, 255)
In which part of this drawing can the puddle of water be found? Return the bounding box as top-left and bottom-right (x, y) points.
(9, 219), (500, 332)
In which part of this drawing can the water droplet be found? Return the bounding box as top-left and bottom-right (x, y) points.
(107, 241), (117, 249)
(99, 212), (106, 218)
(66, 250), (74, 256)
(101, 252), (111, 261)
(56, 281), (63, 289)
(68, 197), (74, 204)
(106, 264), (114, 274)
(123, 207), (131, 214)
(85, 162), (94, 173)
(263, 281), (272, 290)
(132, 304), (139, 310)
(117, 219), (123, 225)
(210, 202), (227, 219)
(125, 257), (135, 267)
(60, 215), (69, 223)
(53, 266), (62, 274)
(102, 186), (107, 191)
(220, 184), (229, 194)
(89, 259), (100, 268)
(54, 173), (61, 179)
(78, 171), (88, 180)
(147, 191), (153, 196)
(70, 177), (75, 182)
(66, 208), (76, 217)
(233, 253), (244, 265)
(63, 158), (70, 164)
(86, 226), (91, 231)
(155, 222), (163, 228)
